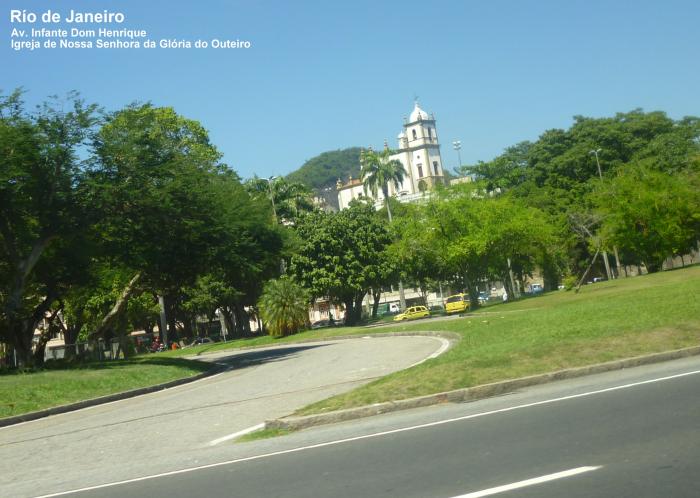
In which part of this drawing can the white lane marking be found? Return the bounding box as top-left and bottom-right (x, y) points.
(32, 368), (700, 498)
(208, 423), (265, 446)
(450, 466), (601, 498)
(408, 337), (451, 368)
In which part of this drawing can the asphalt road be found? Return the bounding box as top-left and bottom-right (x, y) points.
(28, 354), (700, 498)
(0, 336), (445, 498)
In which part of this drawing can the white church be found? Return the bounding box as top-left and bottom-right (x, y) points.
(337, 101), (447, 209)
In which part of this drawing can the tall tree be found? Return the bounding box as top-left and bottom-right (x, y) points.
(290, 202), (393, 325)
(89, 104), (283, 342)
(592, 164), (700, 272)
(0, 90), (99, 366)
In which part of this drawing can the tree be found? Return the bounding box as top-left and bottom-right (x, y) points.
(360, 148), (407, 222)
(258, 277), (310, 337)
(470, 109), (700, 276)
(89, 104), (283, 342)
(593, 164), (700, 272)
(0, 90), (100, 366)
(245, 176), (314, 224)
(290, 202), (393, 325)
(394, 186), (558, 308)
(389, 203), (446, 306)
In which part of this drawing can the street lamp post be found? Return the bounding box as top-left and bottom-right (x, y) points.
(590, 149), (616, 280)
(452, 140), (463, 172)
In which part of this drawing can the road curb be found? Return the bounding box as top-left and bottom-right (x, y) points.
(264, 345), (700, 431)
(0, 363), (227, 428)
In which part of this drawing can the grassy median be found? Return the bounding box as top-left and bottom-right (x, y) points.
(0, 357), (210, 419)
(296, 265), (700, 415)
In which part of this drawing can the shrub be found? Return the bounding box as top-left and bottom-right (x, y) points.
(258, 277), (311, 337)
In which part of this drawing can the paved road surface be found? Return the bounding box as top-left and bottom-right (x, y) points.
(27, 354), (700, 498)
(0, 336), (444, 498)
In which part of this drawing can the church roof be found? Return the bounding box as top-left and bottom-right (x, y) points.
(409, 102), (430, 122)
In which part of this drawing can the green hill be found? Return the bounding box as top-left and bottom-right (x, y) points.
(286, 147), (362, 190)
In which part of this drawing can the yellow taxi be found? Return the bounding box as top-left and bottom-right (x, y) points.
(393, 305), (430, 321)
(444, 293), (469, 314)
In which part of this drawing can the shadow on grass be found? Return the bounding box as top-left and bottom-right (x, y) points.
(1, 356), (212, 376)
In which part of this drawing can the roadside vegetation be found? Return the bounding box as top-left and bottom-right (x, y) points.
(2, 266), (698, 421)
(0, 357), (209, 419)
(2, 90), (699, 423)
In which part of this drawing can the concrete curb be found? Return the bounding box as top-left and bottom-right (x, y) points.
(0, 363), (228, 428)
(264, 345), (700, 431)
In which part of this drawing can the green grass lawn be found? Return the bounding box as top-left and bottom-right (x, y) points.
(3, 265), (698, 421)
(0, 357), (210, 419)
(296, 265), (700, 415)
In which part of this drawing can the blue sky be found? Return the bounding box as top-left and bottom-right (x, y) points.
(3, 0), (699, 180)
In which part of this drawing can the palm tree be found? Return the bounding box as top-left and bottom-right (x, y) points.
(244, 176), (314, 223)
(257, 276), (310, 337)
(360, 148), (407, 223)
(360, 148), (408, 310)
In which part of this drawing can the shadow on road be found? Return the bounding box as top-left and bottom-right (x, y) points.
(217, 344), (330, 369)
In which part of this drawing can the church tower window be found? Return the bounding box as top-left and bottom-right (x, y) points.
(412, 129), (417, 140)
(433, 161), (439, 175)
(417, 163), (423, 178)
(428, 128), (432, 140)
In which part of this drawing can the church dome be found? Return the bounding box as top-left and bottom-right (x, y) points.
(409, 102), (429, 122)
(397, 131), (406, 139)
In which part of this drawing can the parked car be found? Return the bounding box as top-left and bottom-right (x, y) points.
(188, 337), (215, 347)
(393, 305), (430, 321)
(478, 292), (490, 304)
(445, 294), (469, 314)
(529, 283), (544, 294)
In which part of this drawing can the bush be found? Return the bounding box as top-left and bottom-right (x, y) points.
(562, 274), (578, 291)
(258, 277), (311, 338)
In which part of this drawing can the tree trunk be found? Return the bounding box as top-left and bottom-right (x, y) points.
(371, 289), (381, 318)
(61, 304), (84, 361)
(4, 235), (56, 325)
(342, 296), (358, 326)
(234, 304), (251, 335)
(575, 247), (601, 293)
(354, 292), (365, 323)
(502, 272), (514, 301)
(221, 307), (236, 337)
(62, 324), (81, 360)
(88, 273), (142, 341)
(645, 260), (662, 273)
(8, 292), (57, 368)
(464, 273), (479, 310)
